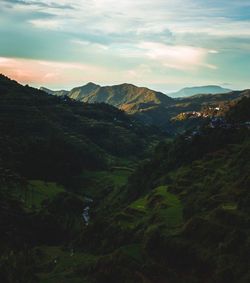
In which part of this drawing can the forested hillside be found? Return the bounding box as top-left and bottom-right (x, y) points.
(0, 75), (249, 283)
(0, 75), (164, 282)
(0, 74), (164, 183)
(75, 97), (250, 283)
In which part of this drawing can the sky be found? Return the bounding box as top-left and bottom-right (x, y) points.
(0, 0), (250, 93)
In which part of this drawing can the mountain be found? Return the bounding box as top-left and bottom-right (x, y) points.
(41, 83), (249, 134)
(168, 85), (232, 97)
(40, 86), (69, 96)
(0, 74), (164, 184)
(130, 88), (250, 133)
(42, 83), (174, 111)
(68, 82), (101, 100)
(42, 83), (176, 132)
(71, 83), (173, 108)
(178, 89), (250, 103)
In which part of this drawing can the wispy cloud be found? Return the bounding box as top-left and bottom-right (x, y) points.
(29, 19), (61, 30)
(0, 57), (114, 87)
(0, 0), (249, 90)
(137, 42), (216, 70)
(2, 0), (74, 10)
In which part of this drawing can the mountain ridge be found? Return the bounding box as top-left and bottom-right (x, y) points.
(40, 86), (69, 97)
(41, 83), (233, 100)
(40, 82), (249, 133)
(41, 82), (174, 111)
(168, 85), (232, 97)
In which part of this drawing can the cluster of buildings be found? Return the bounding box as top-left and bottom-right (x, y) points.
(209, 117), (250, 130)
(184, 117), (250, 142)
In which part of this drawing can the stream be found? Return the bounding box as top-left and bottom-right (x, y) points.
(82, 197), (93, 225)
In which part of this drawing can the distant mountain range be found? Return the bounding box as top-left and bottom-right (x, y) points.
(40, 84), (232, 101)
(41, 83), (249, 133)
(168, 85), (232, 97)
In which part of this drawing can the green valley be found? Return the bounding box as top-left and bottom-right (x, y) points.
(0, 75), (249, 283)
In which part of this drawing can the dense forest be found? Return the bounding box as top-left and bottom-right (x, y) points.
(0, 75), (249, 283)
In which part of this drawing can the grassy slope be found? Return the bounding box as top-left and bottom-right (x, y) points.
(37, 246), (97, 283)
(73, 100), (250, 283)
(33, 168), (133, 283)
(129, 185), (183, 228)
(21, 180), (65, 209)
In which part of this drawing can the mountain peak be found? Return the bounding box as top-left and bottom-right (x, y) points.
(84, 82), (100, 87)
(117, 83), (137, 87)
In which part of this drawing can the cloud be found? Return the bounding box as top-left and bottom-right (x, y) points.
(72, 40), (109, 51)
(0, 0), (249, 89)
(116, 42), (218, 71)
(0, 57), (112, 87)
(29, 19), (61, 30)
(139, 42), (207, 70)
(126, 64), (152, 80)
(1, 0), (74, 10)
